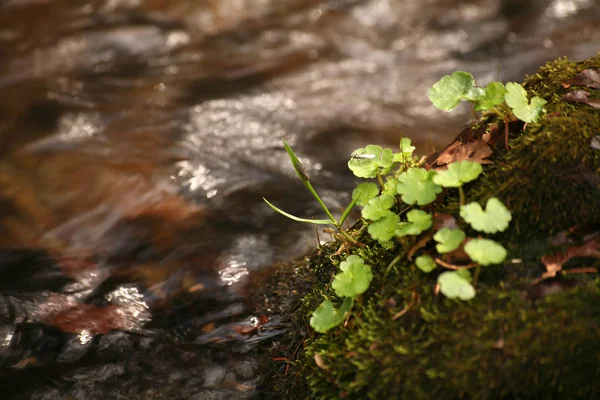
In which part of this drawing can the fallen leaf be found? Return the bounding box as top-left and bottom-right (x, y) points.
(432, 212), (458, 230)
(540, 236), (600, 280)
(433, 140), (493, 168)
(562, 68), (600, 89)
(562, 90), (600, 110)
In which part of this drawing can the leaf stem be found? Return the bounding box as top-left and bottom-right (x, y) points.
(458, 186), (465, 207)
(304, 180), (337, 224)
(376, 174), (385, 188)
(339, 197), (358, 227)
(487, 107), (511, 150)
(384, 253), (403, 279)
(472, 264), (482, 286)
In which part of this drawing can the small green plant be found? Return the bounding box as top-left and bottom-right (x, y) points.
(266, 71), (524, 334)
(429, 71), (547, 149)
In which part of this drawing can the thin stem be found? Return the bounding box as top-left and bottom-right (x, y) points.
(458, 186), (465, 207)
(384, 253), (403, 279)
(434, 258), (477, 270)
(338, 229), (358, 245)
(339, 197), (358, 227)
(376, 174), (385, 188)
(472, 265), (482, 286)
(487, 107), (511, 150)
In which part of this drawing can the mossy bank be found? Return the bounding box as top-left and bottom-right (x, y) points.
(275, 54), (600, 399)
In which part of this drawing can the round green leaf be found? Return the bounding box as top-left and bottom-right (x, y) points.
(432, 161), (482, 188)
(415, 255), (437, 273)
(504, 82), (547, 123)
(433, 228), (466, 253)
(367, 211), (399, 241)
(396, 168), (442, 205)
(348, 145), (394, 178)
(395, 209), (432, 237)
(429, 71), (476, 111)
(332, 255), (373, 298)
(310, 297), (354, 333)
(464, 238), (507, 265)
(361, 194), (395, 221)
(352, 182), (379, 207)
(474, 81), (507, 111)
(437, 271), (476, 300)
(460, 197), (512, 233)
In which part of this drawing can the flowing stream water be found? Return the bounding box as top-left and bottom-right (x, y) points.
(0, 0), (599, 398)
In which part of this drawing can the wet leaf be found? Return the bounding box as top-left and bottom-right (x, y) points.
(332, 255), (373, 298)
(362, 194), (395, 221)
(429, 71), (476, 111)
(460, 197), (512, 233)
(396, 168), (442, 205)
(464, 239), (507, 265)
(310, 298), (354, 333)
(562, 90), (600, 110)
(432, 160), (482, 187)
(562, 68), (600, 89)
(434, 228), (466, 253)
(367, 211), (399, 241)
(396, 209), (432, 237)
(437, 271), (476, 300)
(348, 145), (394, 178)
(352, 182), (379, 206)
(504, 82), (546, 123)
(433, 140), (493, 167)
(415, 254), (436, 273)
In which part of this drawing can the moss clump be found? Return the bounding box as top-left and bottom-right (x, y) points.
(295, 55), (600, 399)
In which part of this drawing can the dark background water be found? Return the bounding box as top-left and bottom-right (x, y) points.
(0, 0), (598, 398)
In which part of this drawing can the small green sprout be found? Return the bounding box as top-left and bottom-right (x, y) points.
(474, 81), (507, 111)
(415, 254), (437, 273)
(396, 168), (442, 206)
(437, 270), (476, 300)
(394, 138), (416, 163)
(310, 298), (354, 333)
(395, 209), (432, 237)
(264, 140), (358, 244)
(464, 239), (507, 265)
(362, 194), (395, 221)
(504, 82), (547, 123)
(460, 197), (512, 233)
(433, 228), (466, 253)
(332, 255), (373, 298)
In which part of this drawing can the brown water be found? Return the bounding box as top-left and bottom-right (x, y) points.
(0, 0), (599, 398)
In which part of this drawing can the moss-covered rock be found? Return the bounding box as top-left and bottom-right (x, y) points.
(286, 55), (600, 399)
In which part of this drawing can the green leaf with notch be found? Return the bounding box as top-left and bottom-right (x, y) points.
(332, 255), (373, 298)
(395, 209), (432, 237)
(310, 297), (354, 333)
(352, 182), (379, 207)
(504, 82), (546, 123)
(460, 197), (512, 233)
(438, 271), (476, 300)
(396, 168), (442, 205)
(432, 161), (482, 188)
(362, 194), (395, 221)
(474, 81), (507, 111)
(348, 145), (394, 178)
(434, 228), (466, 253)
(464, 238), (507, 265)
(429, 71), (476, 111)
(367, 211), (399, 242)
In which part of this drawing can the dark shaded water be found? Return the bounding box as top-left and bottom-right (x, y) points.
(0, 0), (598, 398)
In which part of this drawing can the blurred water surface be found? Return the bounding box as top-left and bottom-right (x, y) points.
(0, 0), (598, 398)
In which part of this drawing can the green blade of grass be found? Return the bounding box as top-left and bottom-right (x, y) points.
(263, 198), (332, 225)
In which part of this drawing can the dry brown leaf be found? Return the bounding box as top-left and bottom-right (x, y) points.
(433, 140), (493, 169)
(540, 236), (600, 280)
(562, 68), (600, 89)
(562, 90), (600, 110)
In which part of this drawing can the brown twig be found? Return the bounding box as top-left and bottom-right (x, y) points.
(434, 257), (478, 270)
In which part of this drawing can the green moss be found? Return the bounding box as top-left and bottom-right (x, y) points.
(291, 55), (600, 399)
